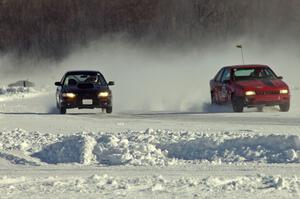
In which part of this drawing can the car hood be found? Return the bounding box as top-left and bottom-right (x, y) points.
(234, 79), (288, 90)
(62, 84), (109, 93)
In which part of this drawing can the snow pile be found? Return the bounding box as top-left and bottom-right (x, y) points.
(1, 129), (300, 166)
(164, 134), (300, 163)
(32, 135), (97, 164)
(93, 134), (167, 166)
(0, 129), (60, 153)
(0, 129), (163, 166)
(0, 86), (40, 102)
(0, 151), (40, 166)
(0, 129), (171, 166)
(0, 174), (300, 198)
(32, 133), (168, 166)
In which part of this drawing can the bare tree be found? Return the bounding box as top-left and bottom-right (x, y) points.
(0, 0), (300, 60)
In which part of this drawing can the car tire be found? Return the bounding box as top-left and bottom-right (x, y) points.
(59, 107), (66, 114)
(232, 95), (244, 112)
(279, 103), (290, 112)
(106, 106), (112, 114)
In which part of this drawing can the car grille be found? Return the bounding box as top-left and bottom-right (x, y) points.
(75, 92), (98, 104)
(256, 90), (280, 95)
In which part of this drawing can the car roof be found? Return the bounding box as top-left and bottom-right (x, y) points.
(222, 64), (270, 69)
(64, 70), (102, 75)
(66, 70), (100, 73)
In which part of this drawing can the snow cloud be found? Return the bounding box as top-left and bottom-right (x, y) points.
(0, 37), (299, 112)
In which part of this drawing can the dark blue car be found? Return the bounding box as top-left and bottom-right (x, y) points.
(55, 70), (114, 114)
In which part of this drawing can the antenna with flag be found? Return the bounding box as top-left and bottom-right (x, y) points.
(236, 44), (245, 64)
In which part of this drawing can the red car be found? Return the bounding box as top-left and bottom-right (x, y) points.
(210, 65), (290, 112)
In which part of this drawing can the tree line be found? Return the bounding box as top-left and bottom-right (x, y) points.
(0, 0), (299, 60)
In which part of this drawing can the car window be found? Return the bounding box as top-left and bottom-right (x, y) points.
(63, 73), (107, 86)
(221, 69), (231, 82)
(215, 69), (224, 82)
(64, 76), (78, 86)
(233, 67), (277, 81)
(264, 68), (277, 78)
(234, 69), (255, 77)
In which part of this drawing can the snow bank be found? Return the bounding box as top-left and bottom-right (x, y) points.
(1, 129), (300, 166)
(0, 129), (60, 153)
(93, 134), (167, 166)
(32, 135), (96, 164)
(0, 151), (40, 166)
(0, 86), (41, 102)
(32, 133), (168, 166)
(164, 134), (300, 163)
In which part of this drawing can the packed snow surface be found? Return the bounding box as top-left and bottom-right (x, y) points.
(1, 174), (300, 198)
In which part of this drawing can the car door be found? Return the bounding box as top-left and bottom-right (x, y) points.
(56, 76), (66, 105)
(218, 68), (231, 103)
(211, 68), (224, 103)
(56, 84), (62, 105)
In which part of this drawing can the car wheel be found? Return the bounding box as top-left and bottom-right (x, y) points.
(232, 95), (244, 112)
(279, 103), (290, 112)
(106, 106), (112, 114)
(59, 107), (66, 114)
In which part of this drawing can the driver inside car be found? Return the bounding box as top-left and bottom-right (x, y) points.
(250, 69), (265, 78)
(85, 75), (98, 83)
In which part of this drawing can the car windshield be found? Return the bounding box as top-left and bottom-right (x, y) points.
(232, 67), (277, 81)
(63, 72), (107, 86)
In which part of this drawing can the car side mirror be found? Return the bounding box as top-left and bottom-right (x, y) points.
(55, 82), (62, 86)
(108, 81), (115, 86)
(278, 76), (283, 80)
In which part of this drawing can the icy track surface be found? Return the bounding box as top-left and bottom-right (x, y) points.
(0, 90), (300, 198)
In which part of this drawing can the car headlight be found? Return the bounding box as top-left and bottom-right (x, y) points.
(245, 91), (256, 96)
(98, 91), (109, 98)
(280, 89), (289, 94)
(62, 93), (76, 98)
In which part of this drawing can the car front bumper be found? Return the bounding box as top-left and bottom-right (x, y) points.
(60, 96), (112, 109)
(245, 94), (290, 107)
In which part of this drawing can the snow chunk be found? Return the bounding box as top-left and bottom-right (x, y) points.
(32, 135), (97, 164)
(94, 134), (168, 166)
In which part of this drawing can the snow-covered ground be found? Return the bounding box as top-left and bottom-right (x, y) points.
(0, 88), (300, 198)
